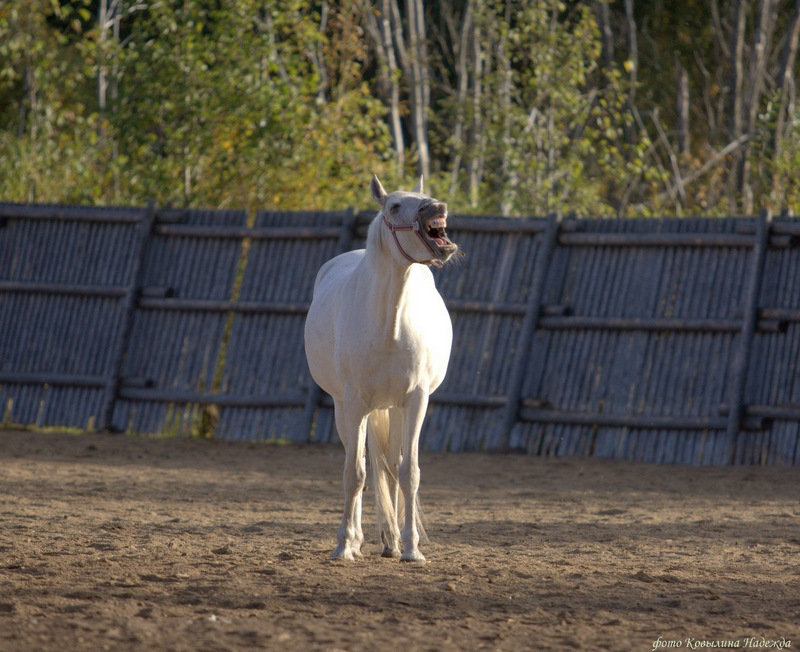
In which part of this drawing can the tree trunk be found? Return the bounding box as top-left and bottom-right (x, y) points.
(449, 0), (473, 196)
(596, 0), (614, 70)
(623, 0), (638, 145)
(727, 0), (747, 212)
(468, 22), (484, 209)
(385, 7), (405, 175)
(739, 0), (776, 214)
(98, 0), (109, 114)
(676, 60), (690, 154)
(17, 10), (38, 140)
(499, 3), (515, 216)
(312, 0), (330, 102)
(372, 0), (405, 175)
(770, 0), (800, 207)
(405, 0), (430, 180)
(17, 65), (33, 139)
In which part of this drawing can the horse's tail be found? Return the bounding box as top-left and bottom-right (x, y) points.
(366, 409), (428, 550)
(367, 409), (394, 549)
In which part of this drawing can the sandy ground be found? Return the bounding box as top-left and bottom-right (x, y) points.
(0, 428), (798, 651)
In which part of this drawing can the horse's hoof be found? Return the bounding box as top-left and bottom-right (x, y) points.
(381, 546), (401, 559)
(331, 546), (359, 561)
(400, 550), (426, 563)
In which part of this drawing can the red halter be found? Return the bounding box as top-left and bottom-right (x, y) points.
(382, 214), (443, 268)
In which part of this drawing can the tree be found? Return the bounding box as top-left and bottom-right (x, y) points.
(421, 0), (658, 216)
(105, 0), (392, 209)
(0, 0), (104, 203)
(628, 0), (800, 214)
(2, 0), (800, 216)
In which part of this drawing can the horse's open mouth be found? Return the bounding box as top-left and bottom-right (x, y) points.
(422, 215), (457, 257)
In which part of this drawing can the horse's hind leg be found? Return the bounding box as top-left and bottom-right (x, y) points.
(332, 397), (367, 560)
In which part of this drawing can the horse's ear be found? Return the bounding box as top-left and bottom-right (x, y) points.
(370, 174), (387, 207)
(413, 175), (424, 194)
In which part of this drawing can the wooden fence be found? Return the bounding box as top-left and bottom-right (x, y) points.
(1, 201), (799, 465)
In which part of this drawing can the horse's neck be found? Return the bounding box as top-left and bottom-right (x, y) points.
(362, 216), (413, 342)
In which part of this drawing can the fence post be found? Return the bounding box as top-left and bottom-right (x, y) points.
(98, 201), (157, 432)
(495, 211), (562, 451)
(725, 208), (772, 462)
(301, 208), (357, 441)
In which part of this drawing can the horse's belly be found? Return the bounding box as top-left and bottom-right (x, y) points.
(304, 286), (348, 398)
(304, 250), (366, 398)
(346, 342), (449, 408)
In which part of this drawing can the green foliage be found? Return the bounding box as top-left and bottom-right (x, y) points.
(0, 0), (393, 210)
(768, 97), (800, 212)
(508, 3), (639, 214)
(104, 0), (394, 209)
(434, 1), (663, 216)
(0, 0), (798, 215)
(0, 0), (108, 203)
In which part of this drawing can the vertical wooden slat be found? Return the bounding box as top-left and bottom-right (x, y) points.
(99, 201), (156, 431)
(726, 209), (772, 462)
(496, 212), (561, 451)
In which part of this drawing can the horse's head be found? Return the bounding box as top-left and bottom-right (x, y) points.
(370, 174), (459, 268)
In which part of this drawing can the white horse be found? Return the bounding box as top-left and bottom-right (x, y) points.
(304, 175), (458, 561)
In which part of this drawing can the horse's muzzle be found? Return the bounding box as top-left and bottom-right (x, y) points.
(418, 201), (458, 264)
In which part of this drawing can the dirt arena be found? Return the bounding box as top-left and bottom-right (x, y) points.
(0, 429), (797, 651)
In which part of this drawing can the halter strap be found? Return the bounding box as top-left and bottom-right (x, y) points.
(382, 214), (442, 268)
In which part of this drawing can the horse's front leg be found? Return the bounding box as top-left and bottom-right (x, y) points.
(399, 389), (429, 562)
(332, 397), (367, 560)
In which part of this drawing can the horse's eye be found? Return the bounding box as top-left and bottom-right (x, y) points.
(389, 203), (400, 213)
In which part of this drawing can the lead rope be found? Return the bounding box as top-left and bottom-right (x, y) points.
(382, 214), (442, 268)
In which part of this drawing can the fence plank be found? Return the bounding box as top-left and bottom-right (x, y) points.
(99, 202), (157, 431)
(496, 212), (562, 451)
(726, 210), (772, 462)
